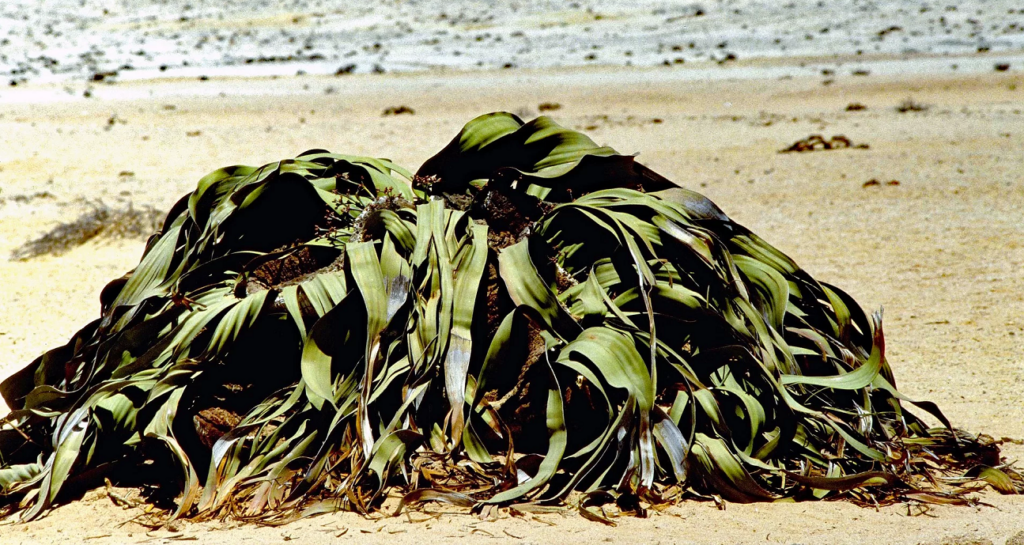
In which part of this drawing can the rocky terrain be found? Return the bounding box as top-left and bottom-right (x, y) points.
(2, 0), (1023, 87)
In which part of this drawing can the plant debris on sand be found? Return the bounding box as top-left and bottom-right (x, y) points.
(10, 201), (164, 261)
(896, 98), (930, 113)
(0, 113), (1020, 526)
(780, 134), (869, 153)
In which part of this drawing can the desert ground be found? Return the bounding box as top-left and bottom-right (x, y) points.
(4, 0), (1024, 81)
(2, 41), (1024, 545)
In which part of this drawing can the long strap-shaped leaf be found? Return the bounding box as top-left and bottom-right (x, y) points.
(444, 223), (488, 445)
(557, 327), (656, 488)
(780, 312), (885, 389)
(347, 242), (390, 459)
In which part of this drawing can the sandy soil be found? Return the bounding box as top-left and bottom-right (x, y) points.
(1, 60), (1023, 543)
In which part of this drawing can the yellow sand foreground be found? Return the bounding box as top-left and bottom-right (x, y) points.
(1, 63), (1022, 544)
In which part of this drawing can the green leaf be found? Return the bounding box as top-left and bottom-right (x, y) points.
(445, 223), (488, 443)
(964, 465), (1019, 494)
(558, 327), (653, 411)
(780, 312), (885, 390)
(498, 239), (581, 340)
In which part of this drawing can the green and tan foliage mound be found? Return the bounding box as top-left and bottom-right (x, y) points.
(1, 113), (1019, 524)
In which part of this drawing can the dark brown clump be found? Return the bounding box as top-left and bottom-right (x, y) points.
(248, 247), (324, 290)
(780, 134), (869, 153)
(193, 407), (242, 449)
(382, 105), (415, 116)
(471, 171), (551, 251)
(896, 98), (929, 113)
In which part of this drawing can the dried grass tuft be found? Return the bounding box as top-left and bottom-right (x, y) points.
(11, 201), (163, 261)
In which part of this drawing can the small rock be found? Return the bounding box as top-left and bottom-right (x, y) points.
(896, 98), (929, 113)
(1006, 530), (1024, 545)
(382, 105), (415, 116)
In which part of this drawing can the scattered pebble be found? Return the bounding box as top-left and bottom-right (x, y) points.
(896, 98), (929, 113)
(781, 134), (869, 153)
(0, 3), (1022, 82)
(382, 105), (415, 116)
(91, 71), (117, 82)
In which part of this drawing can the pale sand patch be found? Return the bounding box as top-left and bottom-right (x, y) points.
(1, 65), (1022, 544)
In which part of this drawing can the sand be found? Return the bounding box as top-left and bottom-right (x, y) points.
(2, 57), (1024, 543)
